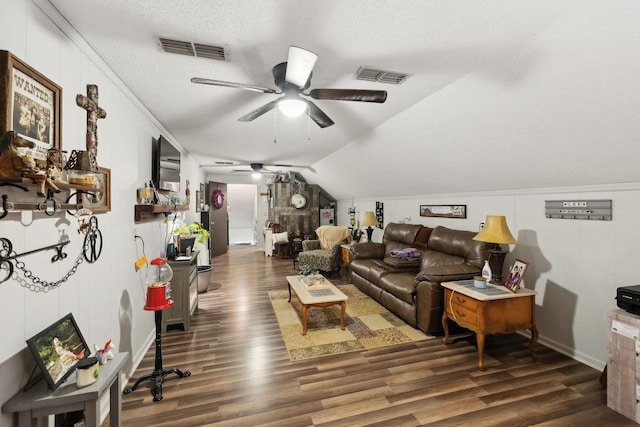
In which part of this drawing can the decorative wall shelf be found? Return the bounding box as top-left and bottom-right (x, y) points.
(134, 204), (189, 223)
(0, 177), (101, 218)
(0, 177), (100, 193)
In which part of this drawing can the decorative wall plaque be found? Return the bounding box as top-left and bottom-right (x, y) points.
(545, 199), (612, 220)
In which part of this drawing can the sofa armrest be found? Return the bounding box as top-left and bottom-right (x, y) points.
(302, 240), (321, 251)
(415, 263), (480, 283)
(350, 242), (385, 260)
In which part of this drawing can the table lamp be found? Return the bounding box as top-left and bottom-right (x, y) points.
(473, 215), (516, 285)
(361, 211), (379, 242)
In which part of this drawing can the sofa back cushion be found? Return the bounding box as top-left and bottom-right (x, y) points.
(383, 223), (423, 257)
(425, 226), (488, 269)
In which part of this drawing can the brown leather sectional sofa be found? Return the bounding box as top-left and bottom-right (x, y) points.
(349, 223), (490, 335)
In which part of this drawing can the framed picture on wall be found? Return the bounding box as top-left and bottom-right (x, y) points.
(0, 50), (62, 166)
(420, 204), (466, 219)
(505, 259), (528, 293)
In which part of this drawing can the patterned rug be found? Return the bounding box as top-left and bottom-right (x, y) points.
(269, 284), (432, 361)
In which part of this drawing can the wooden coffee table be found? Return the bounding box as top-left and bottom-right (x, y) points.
(286, 275), (348, 335)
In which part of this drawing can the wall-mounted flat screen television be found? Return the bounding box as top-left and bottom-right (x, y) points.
(152, 135), (181, 192)
(25, 313), (90, 391)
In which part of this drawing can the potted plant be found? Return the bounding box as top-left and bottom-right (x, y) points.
(173, 222), (211, 244)
(171, 222), (211, 255)
(299, 265), (324, 285)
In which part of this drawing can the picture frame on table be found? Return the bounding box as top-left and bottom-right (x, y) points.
(420, 204), (467, 219)
(0, 50), (62, 165)
(505, 259), (528, 293)
(78, 167), (111, 213)
(25, 313), (90, 391)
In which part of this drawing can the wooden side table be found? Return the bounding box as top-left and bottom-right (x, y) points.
(441, 280), (538, 369)
(340, 243), (352, 277)
(2, 352), (129, 427)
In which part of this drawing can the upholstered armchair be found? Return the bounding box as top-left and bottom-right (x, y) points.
(297, 226), (350, 277)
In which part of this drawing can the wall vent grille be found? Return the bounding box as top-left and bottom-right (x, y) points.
(158, 37), (227, 61)
(355, 66), (410, 84)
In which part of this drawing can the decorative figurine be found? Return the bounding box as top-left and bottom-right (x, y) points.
(94, 339), (115, 365)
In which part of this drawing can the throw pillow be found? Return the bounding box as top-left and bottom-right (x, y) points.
(272, 232), (289, 244)
(413, 226), (433, 251)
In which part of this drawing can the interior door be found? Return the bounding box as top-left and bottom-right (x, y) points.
(207, 181), (228, 257)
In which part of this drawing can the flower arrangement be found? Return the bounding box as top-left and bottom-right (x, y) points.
(299, 265), (318, 276)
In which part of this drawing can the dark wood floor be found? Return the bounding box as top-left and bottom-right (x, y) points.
(112, 245), (632, 426)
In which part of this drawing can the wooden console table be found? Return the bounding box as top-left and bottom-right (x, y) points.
(441, 280), (537, 369)
(2, 352), (128, 427)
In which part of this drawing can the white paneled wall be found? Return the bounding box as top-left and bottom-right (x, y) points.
(341, 183), (640, 370)
(0, 1), (205, 424)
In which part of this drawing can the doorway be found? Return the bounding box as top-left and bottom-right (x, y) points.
(228, 184), (257, 246)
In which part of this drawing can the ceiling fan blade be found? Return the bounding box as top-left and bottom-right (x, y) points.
(307, 101), (334, 128)
(191, 77), (277, 94)
(285, 46), (318, 88)
(238, 100), (279, 122)
(308, 88), (387, 103)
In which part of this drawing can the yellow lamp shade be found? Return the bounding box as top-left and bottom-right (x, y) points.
(473, 215), (516, 244)
(361, 211), (379, 227)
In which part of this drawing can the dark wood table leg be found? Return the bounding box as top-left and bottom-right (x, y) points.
(339, 301), (346, 330)
(441, 312), (450, 344)
(530, 325), (539, 360)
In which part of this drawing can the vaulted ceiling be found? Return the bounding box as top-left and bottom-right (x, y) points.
(47, 0), (640, 200)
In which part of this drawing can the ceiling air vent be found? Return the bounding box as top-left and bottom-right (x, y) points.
(355, 66), (410, 85)
(158, 37), (227, 61)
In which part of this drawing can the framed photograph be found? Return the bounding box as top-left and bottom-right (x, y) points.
(26, 313), (90, 391)
(0, 50), (62, 165)
(420, 204), (466, 219)
(78, 167), (111, 213)
(195, 190), (201, 212)
(505, 259), (528, 293)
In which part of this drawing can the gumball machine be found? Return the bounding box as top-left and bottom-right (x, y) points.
(124, 258), (190, 401)
(144, 258), (174, 310)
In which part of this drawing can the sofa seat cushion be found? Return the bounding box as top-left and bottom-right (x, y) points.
(350, 258), (381, 282)
(378, 273), (416, 304)
(298, 249), (335, 272)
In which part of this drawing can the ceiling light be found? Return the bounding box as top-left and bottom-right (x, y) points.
(278, 98), (307, 118)
(251, 172), (261, 180)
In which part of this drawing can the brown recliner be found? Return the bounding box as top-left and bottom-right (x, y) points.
(350, 223), (489, 335)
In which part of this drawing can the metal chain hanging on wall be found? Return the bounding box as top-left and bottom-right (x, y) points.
(0, 215), (103, 291)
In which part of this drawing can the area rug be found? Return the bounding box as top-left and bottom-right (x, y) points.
(269, 284), (432, 361)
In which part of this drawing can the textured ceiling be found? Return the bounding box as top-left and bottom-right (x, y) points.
(46, 0), (640, 200)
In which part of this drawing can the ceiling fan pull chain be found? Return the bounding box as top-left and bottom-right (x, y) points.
(273, 108), (278, 144)
(307, 110), (311, 141)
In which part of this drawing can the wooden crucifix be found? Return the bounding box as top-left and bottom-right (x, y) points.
(76, 84), (107, 161)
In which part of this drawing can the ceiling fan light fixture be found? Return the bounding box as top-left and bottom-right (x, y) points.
(251, 172), (262, 180)
(278, 98), (308, 118)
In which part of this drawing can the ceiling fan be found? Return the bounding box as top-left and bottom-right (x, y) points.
(204, 162), (308, 176)
(191, 46), (387, 128)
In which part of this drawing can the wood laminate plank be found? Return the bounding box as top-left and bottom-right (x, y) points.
(106, 246), (634, 427)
